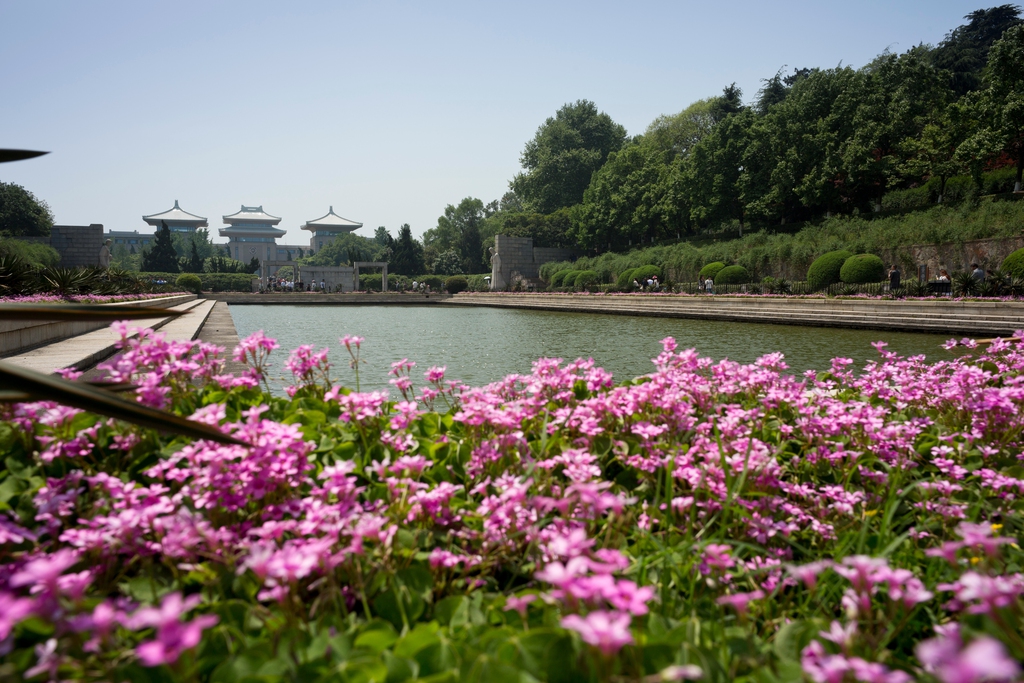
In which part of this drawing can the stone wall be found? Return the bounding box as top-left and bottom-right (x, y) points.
(492, 235), (577, 289)
(898, 236), (1024, 279)
(49, 224), (104, 267)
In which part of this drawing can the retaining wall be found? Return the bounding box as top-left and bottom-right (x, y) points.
(0, 294), (196, 356)
(445, 292), (1024, 337)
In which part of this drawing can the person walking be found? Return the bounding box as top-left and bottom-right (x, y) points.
(888, 265), (901, 295)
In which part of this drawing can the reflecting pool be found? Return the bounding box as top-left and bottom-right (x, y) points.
(227, 304), (956, 391)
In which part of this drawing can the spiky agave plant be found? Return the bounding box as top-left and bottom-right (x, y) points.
(952, 271), (979, 297)
(0, 253), (36, 296)
(38, 265), (98, 296)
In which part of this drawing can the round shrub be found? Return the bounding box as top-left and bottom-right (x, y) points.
(1002, 248), (1024, 279)
(573, 270), (601, 290)
(444, 275), (468, 294)
(714, 265), (750, 285)
(631, 265), (662, 283)
(548, 268), (573, 286)
(421, 275), (444, 291)
(806, 250), (853, 291)
(615, 268), (637, 289)
(175, 273), (202, 294)
(699, 262), (726, 281)
(550, 269), (573, 287)
(559, 270), (582, 289)
(840, 254), (885, 284)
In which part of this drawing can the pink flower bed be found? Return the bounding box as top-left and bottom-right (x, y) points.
(0, 324), (1021, 680)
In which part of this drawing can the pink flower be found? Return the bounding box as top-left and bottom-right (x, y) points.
(129, 593), (219, 666)
(786, 560), (833, 590)
(0, 592), (35, 640)
(504, 594), (536, 617)
(9, 549), (79, 594)
(716, 590), (764, 614)
(561, 610), (633, 655)
(917, 627), (1020, 683)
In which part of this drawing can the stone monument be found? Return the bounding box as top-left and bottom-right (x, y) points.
(98, 239), (112, 268)
(490, 247), (507, 291)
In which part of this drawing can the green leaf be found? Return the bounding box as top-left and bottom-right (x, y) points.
(434, 596), (469, 628)
(355, 620), (399, 654)
(394, 622), (441, 658)
(773, 619), (823, 662)
(0, 359), (245, 446)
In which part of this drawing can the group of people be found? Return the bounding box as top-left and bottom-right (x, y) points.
(261, 277), (329, 292)
(632, 275), (662, 292)
(408, 281), (432, 293)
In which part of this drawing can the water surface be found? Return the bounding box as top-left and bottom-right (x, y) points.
(227, 305), (954, 391)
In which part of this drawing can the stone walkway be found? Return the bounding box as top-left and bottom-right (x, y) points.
(196, 302), (246, 375)
(4, 299), (214, 375)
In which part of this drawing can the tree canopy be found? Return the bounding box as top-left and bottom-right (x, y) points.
(0, 182), (54, 238)
(510, 100), (628, 213)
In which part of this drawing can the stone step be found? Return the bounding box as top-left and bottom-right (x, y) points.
(3, 298), (208, 374)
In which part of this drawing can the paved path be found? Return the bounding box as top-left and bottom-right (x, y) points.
(5, 299), (213, 375)
(196, 301), (246, 375)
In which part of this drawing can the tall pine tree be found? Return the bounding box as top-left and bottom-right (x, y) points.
(141, 222), (180, 273)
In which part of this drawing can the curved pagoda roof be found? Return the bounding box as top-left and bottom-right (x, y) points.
(222, 205), (283, 225)
(301, 206), (363, 233)
(142, 200), (208, 227)
(220, 205), (285, 238)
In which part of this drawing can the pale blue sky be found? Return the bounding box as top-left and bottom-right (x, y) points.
(0, 1), (992, 245)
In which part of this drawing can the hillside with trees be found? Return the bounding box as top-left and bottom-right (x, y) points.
(433, 5), (1024, 277)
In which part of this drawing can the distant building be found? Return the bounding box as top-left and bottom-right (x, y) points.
(300, 206), (362, 253)
(142, 200), (208, 233)
(105, 230), (153, 251)
(219, 205), (286, 263)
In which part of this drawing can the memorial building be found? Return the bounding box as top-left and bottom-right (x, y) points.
(219, 205), (286, 263)
(300, 206), (363, 253)
(142, 200), (208, 234)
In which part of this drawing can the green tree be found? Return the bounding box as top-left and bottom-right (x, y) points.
(686, 110), (754, 232)
(511, 100), (628, 213)
(977, 23), (1024, 190)
(424, 198), (486, 273)
(899, 98), (976, 201)
(643, 98), (718, 160)
(575, 143), (685, 249)
(432, 249), (463, 275)
(709, 83), (744, 122)
(932, 4), (1023, 97)
(141, 223), (180, 273)
(842, 50), (950, 208)
(304, 232), (379, 267)
(0, 182), (53, 237)
(186, 240), (204, 273)
(389, 224), (425, 276)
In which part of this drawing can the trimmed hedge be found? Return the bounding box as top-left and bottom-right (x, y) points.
(1002, 248), (1024, 279)
(573, 270), (601, 290)
(175, 273), (202, 294)
(445, 276), (469, 294)
(840, 254), (886, 284)
(549, 269), (573, 287)
(631, 265), (662, 283)
(139, 272), (254, 292)
(714, 265), (750, 285)
(806, 250), (853, 291)
(615, 268), (637, 289)
(558, 270), (582, 289)
(699, 262), (726, 281)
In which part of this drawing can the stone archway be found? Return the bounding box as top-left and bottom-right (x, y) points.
(353, 262), (388, 292)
